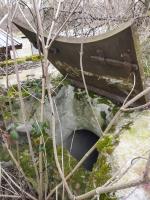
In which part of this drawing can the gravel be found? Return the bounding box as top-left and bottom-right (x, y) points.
(0, 61), (41, 76)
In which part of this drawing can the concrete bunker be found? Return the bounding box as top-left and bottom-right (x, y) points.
(64, 129), (99, 171)
(14, 20), (148, 105)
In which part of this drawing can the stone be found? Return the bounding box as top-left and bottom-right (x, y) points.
(54, 85), (114, 144)
(10, 84), (114, 149)
(111, 110), (150, 200)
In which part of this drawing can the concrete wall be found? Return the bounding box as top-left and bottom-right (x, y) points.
(10, 35), (38, 58)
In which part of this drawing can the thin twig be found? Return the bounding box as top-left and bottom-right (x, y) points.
(123, 73), (136, 106)
(47, 0), (82, 49)
(2, 168), (38, 200)
(32, 0), (74, 199)
(54, 99), (65, 199)
(0, 14), (8, 26)
(143, 153), (150, 183)
(18, 4), (37, 33)
(121, 101), (150, 112)
(80, 43), (103, 134)
(8, 1), (39, 188)
(75, 178), (145, 200)
(0, 195), (21, 198)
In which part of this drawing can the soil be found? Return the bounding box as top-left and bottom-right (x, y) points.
(0, 161), (37, 200)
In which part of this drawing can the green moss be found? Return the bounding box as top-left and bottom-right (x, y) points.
(74, 88), (116, 121)
(111, 106), (119, 115)
(97, 96), (114, 106)
(57, 146), (89, 194)
(101, 111), (108, 130)
(121, 121), (133, 131)
(88, 91), (97, 98)
(26, 55), (43, 62)
(86, 135), (119, 200)
(19, 148), (37, 187)
(6, 79), (42, 100)
(0, 58), (25, 67)
(74, 88), (87, 101)
(0, 124), (119, 199)
(92, 155), (111, 185)
(87, 153), (117, 200)
(74, 88), (98, 102)
(144, 65), (150, 77)
(96, 135), (119, 153)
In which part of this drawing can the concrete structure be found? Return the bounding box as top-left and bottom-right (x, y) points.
(11, 34), (38, 58)
(14, 20), (147, 105)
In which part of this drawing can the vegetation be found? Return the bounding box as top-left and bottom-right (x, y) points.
(0, 0), (150, 200)
(86, 135), (119, 200)
(0, 55), (42, 67)
(0, 77), (121, 199)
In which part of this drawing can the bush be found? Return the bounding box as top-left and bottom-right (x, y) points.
(0, 55), (43, 67)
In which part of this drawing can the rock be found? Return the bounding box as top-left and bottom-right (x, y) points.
(54, 85), (114, 144)
(10, 84), (114, 146)
(1, 160), (13, 168)
(16, 123), (32, 133)
(111, 110), (150, 200)
(6, 123), (32, 144)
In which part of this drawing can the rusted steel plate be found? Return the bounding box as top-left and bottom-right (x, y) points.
(14, 20), (147, 105)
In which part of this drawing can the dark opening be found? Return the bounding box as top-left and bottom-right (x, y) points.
(65, 129), (99, 171)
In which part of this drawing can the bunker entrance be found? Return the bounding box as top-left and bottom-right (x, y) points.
(65, 130), (99, 171)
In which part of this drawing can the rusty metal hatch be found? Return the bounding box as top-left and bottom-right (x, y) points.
(14, 20), (147, 105)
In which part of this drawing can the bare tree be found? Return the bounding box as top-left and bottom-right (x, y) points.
(0, 1), (150, 200)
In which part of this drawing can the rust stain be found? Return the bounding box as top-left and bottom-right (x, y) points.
(13, 20), (147, 105)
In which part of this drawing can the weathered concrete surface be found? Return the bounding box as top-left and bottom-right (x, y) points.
(111, 110), (150, 200)
(3, 78), (150, 198)
(54, 85), (113, 144)
(13, 85), (114, 145)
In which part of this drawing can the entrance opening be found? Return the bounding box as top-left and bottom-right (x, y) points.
(65, 129), (99, 171)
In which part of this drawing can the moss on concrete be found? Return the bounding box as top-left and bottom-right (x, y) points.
(86, 135), (119, 200)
